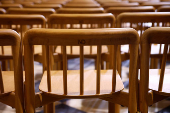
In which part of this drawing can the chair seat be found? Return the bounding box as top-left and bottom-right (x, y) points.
(39, 70), (124, 97)
(149, 69), (170, 96)
(1, 71), (15, 93)
(55, 46), (108, 55)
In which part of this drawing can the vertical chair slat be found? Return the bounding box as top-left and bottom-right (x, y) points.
(46, 45), (51, 92)
(158, 44), (168, 91)
(63, 45), (67, 95)
(80, 45), (84, 95)
(0, 65), (4, 93)
(112, 45), (118, 92)
(96, 45), (101, 94)
(70, 46), (73, 54)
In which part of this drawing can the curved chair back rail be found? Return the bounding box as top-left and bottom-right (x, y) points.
(8, 8), (55, 18)
(140, 27), (170, 112)
(157, 6), (170, 12)
(57, 8), (104, 14)
(24, 28), (139, 113)
(24, 4), (62, 11)
(102, 3), (139, 9)
(0, 14), (46, 39)
(48, 13), (115, 28)
(0, 8), (6, 14)
(0, 29), (23, 112)
(117, 12), (170, 36)
(0, 4), (23, 10)
(63, 4), (101, 8)
(141, 2), (170, 9)
(106, 6), (155, 18)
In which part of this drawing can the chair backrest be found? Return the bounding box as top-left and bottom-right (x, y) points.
(0, 14), (46, 41)
(102, 3), (139, 9)
(0, 8), (6, 14)
(106, 6), (155, 18)
(24, 4), (62, 11)
(140, 27), (170, 97)
(117, 12), (170, 37)
(57, 8), (104, 14)
(24, 28), (139, 96)
(8, 8), (55, 19)
(0, 29), (23, 109)
(48, 13), (115, 29)
(0, 4), (22, 10)
(63, 3), (101, 8)
(157, 6), (170, 12)
(141, 2), (170, 9)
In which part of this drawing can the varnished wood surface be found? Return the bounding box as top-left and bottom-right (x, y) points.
(48, 13), (115, 25)
(157, 6), (170, 12)
(24, 4), (62, 11)
(57, 8), (104, 14)
(39, 70), (124, 97)
(8, 8), (55, 16)
(0, 14), (46, 25)
(0, 4), (22, 10)
(141, 2), (170, 9)
(63, 4), (101, 8)
(106, 6), (155, 17)
(0, 8), (6, 14)
(102, 3), (139, 9)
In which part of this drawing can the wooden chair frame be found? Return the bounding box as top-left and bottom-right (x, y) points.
(0, 29), (24, 113)
(24, 28), (139, 113)
(140, 27), (170, 113)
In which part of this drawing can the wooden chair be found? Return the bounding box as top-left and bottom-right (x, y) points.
(24, 4), (62, 11)
(48, 13), (115, 70)
(141, 2), (170, 9)
(0, 4), (22, 10)
(0, 29), (24, 113)
(102, 3), (139, 9)
(0, 8), (6, 14)
(0, 14), (46, 70)
(63, 3), (101, 8)
(157, 6), (170, 12)
(24, 28), (139, 113)
(14, 2), (34, 7)
(140, 27), (170, 113)
(105, 6), (155, 18)
(117, 12), (170, 68)
(57, 7), (104, 14)
(8, 8), (55, 19)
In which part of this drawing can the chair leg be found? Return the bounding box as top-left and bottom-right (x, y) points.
(9, 59), (14, 71)
(108, 102), (120, 113)
(44, 103), (55, 113)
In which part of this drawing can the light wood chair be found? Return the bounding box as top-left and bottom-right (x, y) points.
(0, 29), (24, 113)
(24, 4), (62, 11)
(117, 12), (170, 68)
(141, 2), (170, 9)
(106, 6), (155, 18)
(48, 13), (115, 70)
(0, 14), (46, 70)
(0, 8), (6, 14)
(63, 3), (101, 8)
(157, 6), (170, 12)
(140, 27), (170, 113)
(24, 28), (139, 113)
(8, 8), (55, 19)
(57, 7), (104, 14)
(0, 4), (22, 10)
(102, 3), (139, 9)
